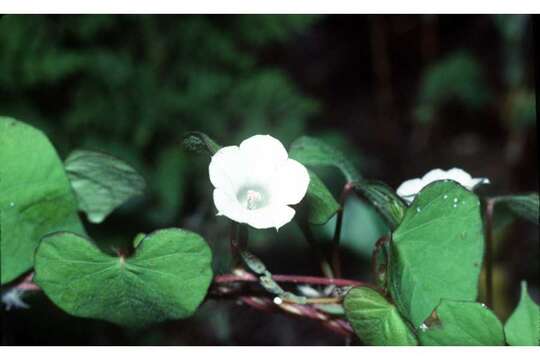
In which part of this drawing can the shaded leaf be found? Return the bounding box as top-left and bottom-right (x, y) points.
(300, 170), (339, 225)
(353, 180), (406, 230)
(34, 229), (213, 328)
(389, 180), (484, 326)
(419, 300), (505, 346)
(183, 131), (221, 156)
(504, 282), (540, 345)
(0, 117), (84, 284)
(65, 150), (146, 223)
(344, 286), (417, 346)
(494, 193), (539, 225)
(289, 136), (360, 182)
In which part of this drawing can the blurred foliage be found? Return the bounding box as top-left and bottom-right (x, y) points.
(415, 51), (491, 124)
(415, 15), (535, 129)
(0, 15), (320, 227)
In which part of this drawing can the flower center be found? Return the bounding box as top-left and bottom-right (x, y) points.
(237, 186), (268, 210)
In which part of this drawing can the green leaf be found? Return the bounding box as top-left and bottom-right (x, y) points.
(494, 193), (539, 225)
(183, 131), (221, 156)
(64, 150), (146, 223)
(0, 117), (84, 284)
(289, 136), (360, 182)
(504, 282), (540, 345)
(344, 286), (417, 346)
(389, 180), (484, 326)
(353, 180), (406, 230)
(34, 228), (213, 328)
(419, 300), (505, 345)
(300, 170), (340, 225)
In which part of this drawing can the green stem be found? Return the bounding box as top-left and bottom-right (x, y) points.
(332, 182), (354, 278)
(299, 220), (334, 278)
(485, 199), (495, 308)
(230, 222), (240, 269)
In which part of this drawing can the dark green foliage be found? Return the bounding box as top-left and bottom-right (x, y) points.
(415, 51), (491, 124)
(0, 15), (320, 226)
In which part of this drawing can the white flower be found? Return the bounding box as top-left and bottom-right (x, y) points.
(396, 168), (490, 204)
(209, 134), (310, 230)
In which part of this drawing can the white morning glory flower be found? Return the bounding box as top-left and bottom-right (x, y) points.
(396, 167), (490, 204)
(209, 134), (310, 230)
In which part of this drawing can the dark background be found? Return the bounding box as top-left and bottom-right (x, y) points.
(0, 15), (537, 345)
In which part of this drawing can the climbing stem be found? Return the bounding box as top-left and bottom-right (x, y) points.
(332, 182), (354, 278)
(484, 198), (495, 309)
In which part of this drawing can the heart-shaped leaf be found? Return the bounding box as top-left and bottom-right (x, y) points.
(289, 136), (360, 182)
(418, 300), (505, 345)
(34, 228), (213, 328)
(299, 170), (340, 225)
(0, 117), (84, 284)
(504, 282), (540, 345)
(353, 180), (406, 230)
(389, 180), (484, 326)
(344, 286), (417, 346)
(64, 150), (146, 223)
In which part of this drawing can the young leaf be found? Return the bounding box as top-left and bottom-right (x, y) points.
(494, 193), (539, 225)
(0, 117), (84, 285)
(344, 286), (417, 346)
(418, 300), (505, 345)
(389, 180), (484, 326)
(183, 131), (221, 156)
(34, 229), (213, 328)
(504, 282), (540, 345)
(289, 136), (360, 182)
(300, 170), (340, 225)
(353, 180), (406, 230)
(64, 150), (146, 223)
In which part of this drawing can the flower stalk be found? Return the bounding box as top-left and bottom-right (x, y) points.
(332, 182), (354, 278)
(484, 198), (495, 309)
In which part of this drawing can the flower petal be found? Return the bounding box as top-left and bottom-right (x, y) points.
(422, 168), (448, 184)
(213, 188), (246, 223)
(239, 134), (288, 172)
(446, 168), (473, 187)
(470, 177), (490, 189)
(245, 204), (295, 230)
(272, 158), (310, 205)
(209, 146), (245, 193)
(396, 178), (424, 204)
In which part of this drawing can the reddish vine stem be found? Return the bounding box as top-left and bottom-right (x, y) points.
(10, 273), (39, 291)
(332, 182), (354, 278)
(10, 272), (358, 338)
(12, 272), (364, 292)
(214, 273), (365, 287)
(238, 295), (354, 337)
